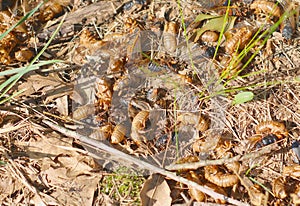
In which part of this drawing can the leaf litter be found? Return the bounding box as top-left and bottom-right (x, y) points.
(0, 0), (300, 205)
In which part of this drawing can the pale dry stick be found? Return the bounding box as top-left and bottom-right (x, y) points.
(42, 119), (249, 206)
(166, 146), (271, 171)
(0, 122), (29, 133)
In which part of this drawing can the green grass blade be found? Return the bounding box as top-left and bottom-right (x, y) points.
(0, 88), (26, 104)
(0, 13), (67, 102)
(0, 60), (62, 76)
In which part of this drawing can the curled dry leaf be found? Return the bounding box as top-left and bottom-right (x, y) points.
(140, 173), (172, 206)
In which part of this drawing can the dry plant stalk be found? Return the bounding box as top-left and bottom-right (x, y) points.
(42, 119), (249, 206)
(165, 146), (271, 171)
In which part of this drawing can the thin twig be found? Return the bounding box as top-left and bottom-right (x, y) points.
(42, 119), (249, 206)
(165, 147), (271, 171)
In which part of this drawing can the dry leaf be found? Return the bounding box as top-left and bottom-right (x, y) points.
(17, 73), (62, 97)
(0, 172), (23, 202)
(15, 132), (102, 205)
(140, 173), (172, 206)
(55, 95), (69, 116)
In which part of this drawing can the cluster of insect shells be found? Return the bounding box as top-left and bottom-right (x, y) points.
(0, 1), (71, 65)
(71, 0), (299, 202)
(174, 120), (300, 204)
(175, 138), (240, 204)
(209, 0), (297, 73)
(0, 12), (33, 64)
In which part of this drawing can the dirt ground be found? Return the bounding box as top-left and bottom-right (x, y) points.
(0, 0), (300, 205)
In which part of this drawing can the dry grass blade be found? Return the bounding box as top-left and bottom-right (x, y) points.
(42, 119), (249, 206)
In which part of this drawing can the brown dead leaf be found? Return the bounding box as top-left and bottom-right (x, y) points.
(16, 131), (101, 205)
(17, 73), (62, 97)
(43, 166), (100, 206)
(55, 95), (69, 116)
(0, 171), (23, 202)
(140, 173), (172, 206)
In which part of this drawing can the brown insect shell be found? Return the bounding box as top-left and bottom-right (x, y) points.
(250, 1), (282, 18)
(249, 185), (268, 206)
(163, 21), (178, 53)
(15, 48), (34, 62)
(204, 165), (239, 187)
(177, 155), (200, 164)
(192, 139), (206, 153)
(79, 29), (105, 52)
(178, 113), (209, 133)
(128, 99), (151, 121)
(215, 139), (233, 158)
(272, 177), (287, 199)
(255, 120), (288, 138)
(283, 164), (300, 178)
(131, 110), (149, 131)
(72, 104), (95, 121)
(201, 31), (219, 42)
(204, 182), (227, 204)
(40, 1), (64, 22)
(90, 124), (112, 141)
(187, 171), (206, 202)
(111, 124), (127, 144)
(290, 184), (300, 205)
(176, 155), (200, 172)
(95, 78), (113, 111)
(90, 129), (108, 141)
(131, 110), (150, 144)
(225, 27), (253, 54)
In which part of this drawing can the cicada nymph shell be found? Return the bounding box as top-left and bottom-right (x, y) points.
(249, 184), (268, 206)
(90, 125), (112, 141)
(131, 110), (149, 145)
(204, 182), (227, 204)
(255, 120), (288, 139)
(15, 48), (34, 62)
(283, 164), (300, 178)
(73, 104), (95, 121)
(95, 78), (113, 111)
(272, 177), (287, 199)
(201, 31), (219, 43)
(176, 155), (200, 172)
(250, 1), (282, 18)
(177, 112), (210, 133)
(225, 27), (253, 54)
(163, 21), (178, 54)
(111, 124), (127, 144)
(290, 184), (300, 205)
(186, 171), (206, 202)
(204, 165), (239, 187)
(39, 0), (71, 22)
